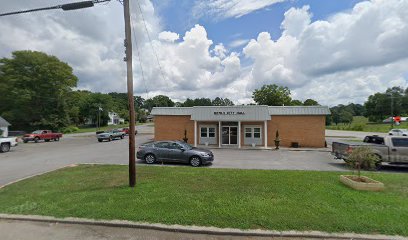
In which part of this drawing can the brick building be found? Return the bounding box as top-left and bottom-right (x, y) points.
(151, 106), (330, 148)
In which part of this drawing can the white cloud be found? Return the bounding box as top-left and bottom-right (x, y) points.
(1, 0), (408, 107)
(158, 31), (179, 42)
(243, 0), (408, 105)
(229, 39), (249, 48)
(193, 0), (286, 20)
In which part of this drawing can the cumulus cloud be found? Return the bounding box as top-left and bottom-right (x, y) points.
(243, 0), (408, 105)
(158, 31), (180, 42)
(1, 0), (408, 106)
(192, 0), (286, 20)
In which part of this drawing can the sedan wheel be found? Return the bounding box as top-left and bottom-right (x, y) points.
(0, 143), (10, 153)
(144, 154), (156, 164)
(190, 156), (202, 167)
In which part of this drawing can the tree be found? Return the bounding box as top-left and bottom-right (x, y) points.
(364, 87), (405, 122)
(290, 99), (303, 106)
(252, 84), (292, 106)
(212, 97), (234, 106)
(144, 95), (174, 111)
(339, 109), (353, 124)
(0, 51), (78, 130)
(182, 98), (212, 107)
(303, 99), (319, 106)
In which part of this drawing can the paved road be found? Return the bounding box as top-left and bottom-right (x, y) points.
(2, 128), (406, 186)
(0, 219), (335, 240)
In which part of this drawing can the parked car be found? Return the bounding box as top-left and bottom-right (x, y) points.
(22, 130), (63, 143)
(136, 140), (214, 167)
(0, 137), (18, 153)
(97, 129), (125, 142)
(332, 136), (408, 169)
(388, 129), (408, 136)
(120, 127), (138, 135)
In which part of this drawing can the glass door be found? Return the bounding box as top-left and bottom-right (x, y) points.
(222, 126), (238, 145)
(222, 127), (230, 145)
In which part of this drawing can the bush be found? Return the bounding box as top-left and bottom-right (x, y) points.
(347, 146), (380, 178)
(61, 126), (79, 134)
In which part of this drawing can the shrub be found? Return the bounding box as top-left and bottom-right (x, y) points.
(61, 126), (79, 134)
(347, 146), (380, 178)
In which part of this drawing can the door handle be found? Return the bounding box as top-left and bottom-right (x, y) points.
(392, 149), (397, 152)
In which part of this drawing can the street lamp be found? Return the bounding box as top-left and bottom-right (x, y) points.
(1, 0), (137, 187)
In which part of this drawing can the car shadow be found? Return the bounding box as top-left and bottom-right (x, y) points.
(136, 159), (212, 167)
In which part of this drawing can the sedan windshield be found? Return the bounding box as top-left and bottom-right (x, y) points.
(32, 131), (42, 134)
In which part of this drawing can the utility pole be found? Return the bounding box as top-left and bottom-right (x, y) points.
(391, 95), (394, 128)
(123, 0), (136, 187)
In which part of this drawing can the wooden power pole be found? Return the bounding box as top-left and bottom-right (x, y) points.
(123, 0), (136, 187)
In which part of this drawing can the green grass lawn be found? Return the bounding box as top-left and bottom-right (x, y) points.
(0, 165), (407, 236)
(327, 116), (408, 133)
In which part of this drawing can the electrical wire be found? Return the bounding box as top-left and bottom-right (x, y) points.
(130, 14), (150, 100)
(135, 0), (169, 88)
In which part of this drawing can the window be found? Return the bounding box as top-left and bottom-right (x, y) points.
(155, 142), (170, 148)
(169, 142), (182, 149)
(200, 126), (216, 138)
(245, 128), (252, 138)
(254, 128), (261, 139)
(392, 138), (408, 147)
(200, 127), (208, 137)
(209, 128), (216, 138)
(244, 126), (262, 139)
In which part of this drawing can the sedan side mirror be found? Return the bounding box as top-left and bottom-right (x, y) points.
(180, 147), (186, 152)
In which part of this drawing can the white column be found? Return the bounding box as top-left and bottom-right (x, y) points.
(264, 120), (268, 148)
(218, 121), (221, 148)
(238, 121), (241, 148)
(194, 121), (197, 147)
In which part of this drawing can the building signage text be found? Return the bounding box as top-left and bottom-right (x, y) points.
(214, 111), (245, 116)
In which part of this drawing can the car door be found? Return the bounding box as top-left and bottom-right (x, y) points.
(43, 130), (50, 140)
(167, 142), (185, 162)
(154, 142), (170, 160)
(389, 138), (408, 162)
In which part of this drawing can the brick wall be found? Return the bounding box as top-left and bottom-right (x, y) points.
(154, 115), (195, 144)
(267, 116), (326, 148)
(154, 115), (326, 148)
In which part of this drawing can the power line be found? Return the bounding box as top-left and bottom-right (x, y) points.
(135, 0), (169, 89)
(130, 13), (149, 100)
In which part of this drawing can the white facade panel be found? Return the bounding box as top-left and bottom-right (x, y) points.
(191, 106), (271, 121)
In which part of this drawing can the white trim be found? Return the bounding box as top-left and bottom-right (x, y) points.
(194, 121), (197, 147)
(264, 121), (268, 148)
(238, 121), (241, 148)
(218, 121), (221, 148)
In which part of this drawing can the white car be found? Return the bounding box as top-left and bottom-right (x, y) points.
(388, 129), (408, 136)
(0, 137), (18, 153)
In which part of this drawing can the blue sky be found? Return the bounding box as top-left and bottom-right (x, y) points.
(155, 0), (365, 48)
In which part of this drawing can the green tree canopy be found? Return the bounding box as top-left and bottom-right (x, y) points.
(303, 99), (319, 106)
(0, 51), (78, 130)
(144, 95), (175, 111)
(252, 84), (292, 106)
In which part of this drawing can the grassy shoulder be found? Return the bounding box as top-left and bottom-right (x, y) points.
(0, 165), (407, 236)
(327, 116), (408, 133)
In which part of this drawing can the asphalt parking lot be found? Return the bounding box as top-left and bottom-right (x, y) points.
(0, 128), (406, 186)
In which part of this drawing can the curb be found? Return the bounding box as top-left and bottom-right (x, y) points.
(0, 214), (406, 240)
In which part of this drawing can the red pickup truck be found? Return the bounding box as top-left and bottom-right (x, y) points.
(23, 130), (63, 143)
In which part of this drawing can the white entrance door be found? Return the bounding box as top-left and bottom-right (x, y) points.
(222, 126), (238, 145)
